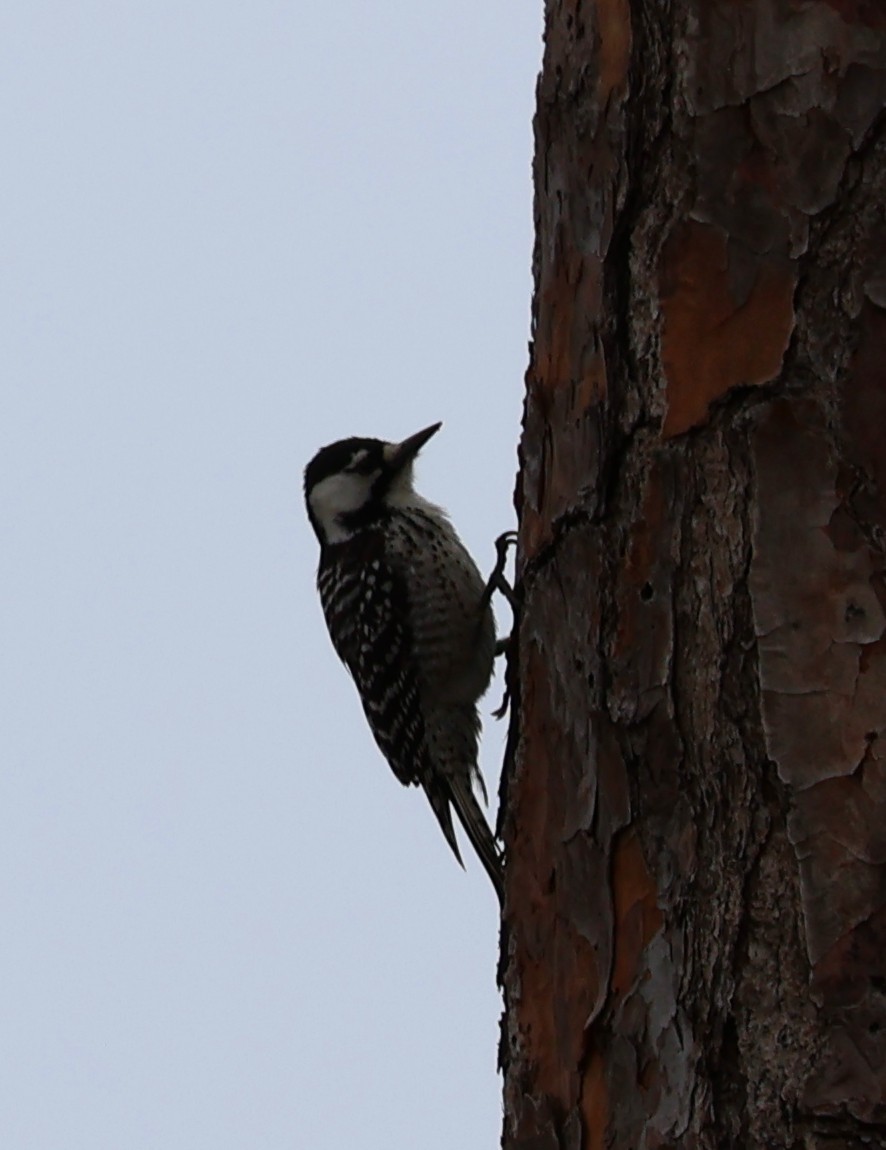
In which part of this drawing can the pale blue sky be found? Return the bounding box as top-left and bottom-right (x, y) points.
(1, 4), (540, 1146)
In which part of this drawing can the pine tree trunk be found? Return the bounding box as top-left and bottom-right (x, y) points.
(500, 3), (886, 1147)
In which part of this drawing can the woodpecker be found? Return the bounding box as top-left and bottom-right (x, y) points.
(304, 422), (504, 904)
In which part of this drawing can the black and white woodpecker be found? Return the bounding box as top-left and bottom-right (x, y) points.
(304, 422), (504, 904)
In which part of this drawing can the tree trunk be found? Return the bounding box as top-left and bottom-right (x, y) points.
(500, 3), (886, 1148)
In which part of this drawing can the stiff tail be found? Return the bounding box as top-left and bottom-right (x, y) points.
(424, 779), (465, 870)
(423, 775), (504, 906)
(447, 775), (505, 907)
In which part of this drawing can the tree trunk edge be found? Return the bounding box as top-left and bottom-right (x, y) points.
(500, 3), (886, 1148)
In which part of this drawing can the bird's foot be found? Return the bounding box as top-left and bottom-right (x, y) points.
(492, 684), (511, 720)
(481, 530), (518, 612)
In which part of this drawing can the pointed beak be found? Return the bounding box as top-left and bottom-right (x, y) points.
(384, 421), (442, 472)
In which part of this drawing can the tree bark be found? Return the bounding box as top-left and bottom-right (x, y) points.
(500, 3), (886, 1148)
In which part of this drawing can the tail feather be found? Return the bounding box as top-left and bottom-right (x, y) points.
(447, 774), (504, 907)
(472, 764), (489, 806)
(424, 779), (465, 870)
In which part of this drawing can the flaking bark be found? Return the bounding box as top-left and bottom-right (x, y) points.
(500, 3), (886, 1147)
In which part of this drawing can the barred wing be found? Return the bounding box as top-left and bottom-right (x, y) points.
(317, 540), (426, 787)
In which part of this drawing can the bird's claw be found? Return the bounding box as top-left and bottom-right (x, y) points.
(481, 530), (519, 612)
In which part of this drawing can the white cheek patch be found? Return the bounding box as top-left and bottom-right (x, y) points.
(309, 471), (374, 543)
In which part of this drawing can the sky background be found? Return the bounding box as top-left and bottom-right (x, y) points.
(1, 4), (540, 1148)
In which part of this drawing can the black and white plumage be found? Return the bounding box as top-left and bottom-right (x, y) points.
(304, 422), (503, 904)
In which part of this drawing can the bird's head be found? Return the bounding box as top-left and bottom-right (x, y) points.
(304, 421), (441, 545)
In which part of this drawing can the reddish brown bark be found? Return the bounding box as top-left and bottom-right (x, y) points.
(500, 2), (886, 1147)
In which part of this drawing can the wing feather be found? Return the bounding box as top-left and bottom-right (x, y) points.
(318, 537), (426, 787)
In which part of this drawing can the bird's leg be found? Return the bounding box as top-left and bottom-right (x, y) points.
(481, 531), (519, 719)
(481, 530), (518, 613)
